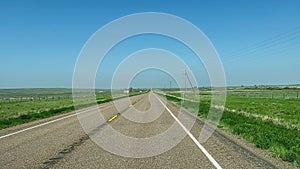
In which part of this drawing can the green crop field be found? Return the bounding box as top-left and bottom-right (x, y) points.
(0, 88), (148, 129)
(164, 87), (300, 166)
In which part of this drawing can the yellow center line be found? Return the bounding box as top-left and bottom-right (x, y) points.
(108, 114), (118, 122)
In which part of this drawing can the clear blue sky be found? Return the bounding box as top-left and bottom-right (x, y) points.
(1, 0), (300, 88)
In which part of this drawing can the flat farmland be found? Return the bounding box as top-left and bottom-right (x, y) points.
(0, 88), (146, 129)
(164, 87), (300, 166)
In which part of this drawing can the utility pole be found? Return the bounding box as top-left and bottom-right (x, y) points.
(185, 69), (196, 94)
(183, 69), (187, 101)
(169, 81), (172, 89)
(185, 69), (187, 94)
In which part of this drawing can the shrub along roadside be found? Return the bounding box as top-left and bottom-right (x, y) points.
(165, 95), (181, 103)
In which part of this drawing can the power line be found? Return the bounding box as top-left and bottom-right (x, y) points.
(222, 26), (300, 63)
(223, 26), (300, 57)
(224, 37), (300, 63)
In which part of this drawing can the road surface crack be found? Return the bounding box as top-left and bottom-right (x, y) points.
(40, 135), (89, 169)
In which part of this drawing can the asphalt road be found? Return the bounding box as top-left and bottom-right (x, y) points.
(0, 92), (290, 168)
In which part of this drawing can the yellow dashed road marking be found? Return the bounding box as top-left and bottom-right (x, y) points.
(108, 114), (118, 122)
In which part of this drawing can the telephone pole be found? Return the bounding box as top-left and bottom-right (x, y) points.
(185, 69), (187, 94)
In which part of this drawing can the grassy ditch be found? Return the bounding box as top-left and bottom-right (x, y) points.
(221, 111), (300, 165)
(0, 106), (75, 129)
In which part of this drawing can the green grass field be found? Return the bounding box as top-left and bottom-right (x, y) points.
(1, 88), (299, 165)
(165, 87), (300, 166)
(0, 88), (147, 129)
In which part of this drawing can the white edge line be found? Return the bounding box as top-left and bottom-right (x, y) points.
(154, 94), (223, 169)
(0, 106), (100, 140)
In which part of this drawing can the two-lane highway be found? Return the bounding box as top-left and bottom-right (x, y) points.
(0, 92), (282, 168)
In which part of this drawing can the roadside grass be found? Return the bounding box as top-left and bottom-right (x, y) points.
(165, 95), (181, 103)
(0, 98), (106, 129)
(225, 96), (300, 128)
(0, 98), (73, 120)
(165, 91), (300, 166)
(221, 111), (300, 165)
(0, 89), (148, 130)
(0, 106), (75, 129)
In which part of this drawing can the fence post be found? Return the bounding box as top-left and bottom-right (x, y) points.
(272, 92), (273, 99)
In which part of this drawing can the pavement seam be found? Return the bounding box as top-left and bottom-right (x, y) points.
(39, 95), (146, 168)
(40, 135), (90, 169)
